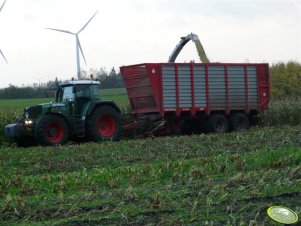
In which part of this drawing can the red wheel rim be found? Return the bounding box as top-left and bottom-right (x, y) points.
(98, 116), (116, 137)
(46, 123), (64, 143)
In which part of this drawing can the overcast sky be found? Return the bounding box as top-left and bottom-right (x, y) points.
(0, 0), (300, 87)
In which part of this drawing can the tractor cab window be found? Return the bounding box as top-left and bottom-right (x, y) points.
(90, 85), (101, 100)
(74, 85), (92, 115)
(56, 86), (74, 102)
(75, 85), (91, 100)
(62, 86), (74, 101)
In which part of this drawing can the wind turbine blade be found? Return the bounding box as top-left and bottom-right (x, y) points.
(46, 28), (75, 35)
(0, 49), (8, 63)
(77, 36), (87, 65)
(77, 11), (98, 34)
(0, 0), (6, 13)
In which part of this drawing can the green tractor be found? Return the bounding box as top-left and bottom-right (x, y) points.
(5, 80), (122, 146)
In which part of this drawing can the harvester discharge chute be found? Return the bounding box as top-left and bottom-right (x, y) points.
(168, 33), (210, 63)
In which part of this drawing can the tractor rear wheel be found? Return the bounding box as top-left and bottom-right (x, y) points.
(35, 115), (69, 146)
(87, 106), (121, 141)
(204, 114), (229, 133)
(228, 113), (249, 131)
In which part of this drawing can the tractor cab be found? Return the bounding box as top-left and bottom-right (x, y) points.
(55, 80), (101, 115)
(56, 80), (101, 102)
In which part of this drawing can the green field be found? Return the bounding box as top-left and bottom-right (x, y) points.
(0, 93), (300, 225)
(0, 88), (128, 111)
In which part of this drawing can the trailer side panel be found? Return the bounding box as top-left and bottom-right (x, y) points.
(120, 63), (269, 119)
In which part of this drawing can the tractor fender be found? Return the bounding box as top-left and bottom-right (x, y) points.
(86, 101), (121, 116)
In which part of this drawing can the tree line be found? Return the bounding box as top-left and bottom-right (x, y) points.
(0, 67), (125, 99)
(0, 62), (300, 99)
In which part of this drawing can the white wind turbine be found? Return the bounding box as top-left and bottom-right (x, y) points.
(46, 11), (98, 79)
(0, 0), (8, 63)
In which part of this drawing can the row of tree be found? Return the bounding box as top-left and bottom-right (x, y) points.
(0, 67), (125, 99)
(0, 62), (300, 99)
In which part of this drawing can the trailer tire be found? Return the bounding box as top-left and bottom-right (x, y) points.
(181, 120), (203, 135)
(35, 115), (69, 146)
(167, 120), (181, 135)
(180, 120), (193, 135)
(87, 105), (121, 141)
(228, 113), (249, 131)
(249, 115), (259, 126)
(205, 114), (229, 133)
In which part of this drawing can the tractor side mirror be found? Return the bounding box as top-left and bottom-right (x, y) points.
(72, 86), (76, 93)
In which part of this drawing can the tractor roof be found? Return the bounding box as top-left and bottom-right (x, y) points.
(60, 80), (100, 86)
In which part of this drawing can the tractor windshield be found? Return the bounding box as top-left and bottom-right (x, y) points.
(62, 86), (74, 100)
(55, 86), (74, 102)
(75, 85), (91, 99)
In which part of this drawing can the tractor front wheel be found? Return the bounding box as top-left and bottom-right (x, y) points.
(87, 106), (121, 141)
(35, 115), (69, 146)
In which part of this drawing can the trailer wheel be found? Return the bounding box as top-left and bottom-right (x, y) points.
(87, 105), (121, 141)
(167, 120), (182, 135)
(180, 120), (193, 135)
(35, 115), (69, 146)
(249, 115), (259, 126)
(181, 120), (203, 135)
(205, 114), (229, 133)
(228, 113), (249, 131)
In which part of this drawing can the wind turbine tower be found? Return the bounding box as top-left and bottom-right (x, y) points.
(0, 0), (7, 63)
(47, 11), (98, 79)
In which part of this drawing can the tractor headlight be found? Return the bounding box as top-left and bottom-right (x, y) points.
(24, 120), (33, 125)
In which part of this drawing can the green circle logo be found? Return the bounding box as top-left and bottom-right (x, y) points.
(267, 206), (299, 224)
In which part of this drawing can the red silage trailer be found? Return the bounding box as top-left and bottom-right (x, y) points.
(120, 63), (269, 134)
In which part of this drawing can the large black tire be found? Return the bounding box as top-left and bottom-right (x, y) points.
(167, 119), (182, 135)
(86, 106), (121, 141)
(180, 120), (203, 135)
(204, 114), (229, 133)
(249, 115), (259, 126)
(228, 113), (249, 131)
(35, 115), (69, 146)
